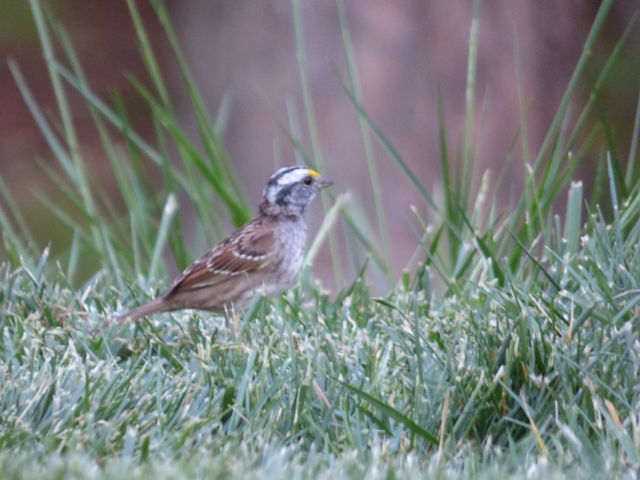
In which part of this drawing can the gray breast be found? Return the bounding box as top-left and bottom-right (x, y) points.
(267, 218), (307, 295)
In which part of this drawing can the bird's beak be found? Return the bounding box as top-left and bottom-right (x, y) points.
(317, 177), (333, 190)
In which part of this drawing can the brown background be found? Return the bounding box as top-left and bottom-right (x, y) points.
(1, 1), (638, 288)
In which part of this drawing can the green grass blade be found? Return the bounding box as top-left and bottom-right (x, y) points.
(291, 0), (344, 287)
(335, 379), (439, 446)
(148, 194), (178, 280)
(625, 90), (640, 188)
(335, 69), (436, 210)
(564, 181), (583, 256)
(335, 0), (392, 274)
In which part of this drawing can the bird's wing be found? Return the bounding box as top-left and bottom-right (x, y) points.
(163, 221), (277, 295)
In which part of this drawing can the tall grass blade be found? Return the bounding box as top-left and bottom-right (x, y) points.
(335, 70), (436, 210)
(291, 0), (344, 287)
(335, 0), (392, 274)
(148, 194), (178, 280)
(626, 90), (640, 188)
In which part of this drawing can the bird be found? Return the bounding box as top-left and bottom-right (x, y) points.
(112, 166), (332, 327)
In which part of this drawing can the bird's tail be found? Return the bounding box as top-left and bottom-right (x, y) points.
(92, 298), (169, 335)
(115, 297), (168, 325)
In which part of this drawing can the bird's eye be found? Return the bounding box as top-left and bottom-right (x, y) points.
(303, 176), (313, 186)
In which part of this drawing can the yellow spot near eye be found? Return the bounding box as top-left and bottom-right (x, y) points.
(307, 169), (321, 178)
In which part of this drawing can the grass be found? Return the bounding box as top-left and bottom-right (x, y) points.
(1, 0), (640, 478)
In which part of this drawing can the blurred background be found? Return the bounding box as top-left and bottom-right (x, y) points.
(0, 0), (638, 289)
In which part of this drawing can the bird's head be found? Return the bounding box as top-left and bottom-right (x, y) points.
(260, 166), (332, 217)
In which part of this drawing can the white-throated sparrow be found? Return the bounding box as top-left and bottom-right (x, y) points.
(114, 166), (332, 326)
